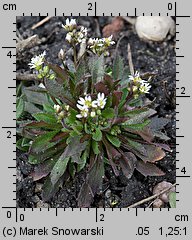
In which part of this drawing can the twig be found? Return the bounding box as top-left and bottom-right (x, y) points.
(127, 43), (134, 75)
(31, 16), (52, 30)
(16, 35), (40, 53)
(16, 73), (40, 81)
(126, 183), (176, 208)
(114, 34), (125, 56)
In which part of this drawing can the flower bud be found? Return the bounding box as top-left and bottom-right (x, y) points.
(58, 111), (65, 120)
(64, 105), (70, 111)
(96, 109), (101, 115)
(58, 49), (65, 60)
(90, 111), (96, 118)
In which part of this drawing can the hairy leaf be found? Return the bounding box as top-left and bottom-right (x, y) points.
(127, 139), (147, 156)
(92, 140), (100, 155)
(77, 145), (90, 172)
(113, 55), (124, 80)
(69, 160), (76, 178)
(28, 142), (66, 164)
(50, 156), (70, 185)
(75, 60), (87, 82)
(103, 74), (114, 91)
(23, 120), (62, 130)
(78, 154), (104, 207)
(24, 102), (41, 114)
(44, 78), (75, 108)
(31, 157), (59, 181)
(149, 116), (169, 131)
(23, 86), (49, 106)
(92, 128), (102, 141)
(122, 119), (151, 130)
(42, 174), (66, 201)
(47, 62), (69, 82)
(95, 81), (109, 95)
(102, 108), (115, 119)
(153, 130), (170, 141)
(32, 112), (57, 124)
(89, 55), (105, 83)
(133, 144), (165, 163)
(106, 134), (121, 148)
(136, 160), (165, 176)
(120, 152), (136, 179)
(112, 91), (123, 107)
(121, 107), (148, 117)
(16, 97), (25, 119)
(65, 137), (87, 158)
(122, 108), (156, 125)
(169, 192), (176, 208)
(118, 88), (129, 109)
(29, 130), (59, 155)
(103, 137), (121, 176)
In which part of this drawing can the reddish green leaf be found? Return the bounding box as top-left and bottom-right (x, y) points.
(78, 154), (104, 207)
(47, 62), (69, 82)
(31, 157), (59, 181)
(112, 91), (122, 107)
(112, 55), (124, 80)
(44, 78), (75, 108)
(29, 130), (59, 155)
(136, 160), (165, 177)
(95, 81), (109, 95)
(120, 152), (136, 179)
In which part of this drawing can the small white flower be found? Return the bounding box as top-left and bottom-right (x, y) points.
(77, 96), (92, 108)
(90, 111), (96, 117)
(97, 92), (107, 109)
(102, 35), (115, 46)
(129, 71), (142, 83)
(62, 18), (77, 31)
(76, 107), (89, 118)
(54, 104), (62, 113)
(28, 51), (46, 70)
(80, 26), (87, 36)
(139, 81), (151, 94)
(76, 26), (88, 44)
(65, 32), (72, 43)
(88, 36), (114, 55)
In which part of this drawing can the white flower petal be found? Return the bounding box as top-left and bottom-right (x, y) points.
(77, 104), (84, 110)
(76, 114), (83, 118)
(92, 100), (98, 108)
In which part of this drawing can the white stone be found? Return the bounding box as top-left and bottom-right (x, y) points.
(135, 16), (175, 42)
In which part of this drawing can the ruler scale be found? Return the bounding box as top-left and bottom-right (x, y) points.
(0, 0), (191, 239)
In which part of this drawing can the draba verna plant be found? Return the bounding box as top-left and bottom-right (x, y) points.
(17, 18), (172, 207)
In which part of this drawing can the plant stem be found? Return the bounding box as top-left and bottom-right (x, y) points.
(73, 44), (77, 69)
(126, 183), (176, 208)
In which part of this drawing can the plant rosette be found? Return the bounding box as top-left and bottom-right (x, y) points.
(17, 18), (171, 207)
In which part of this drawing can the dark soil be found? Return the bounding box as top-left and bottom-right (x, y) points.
(16, 16), (176, 208)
